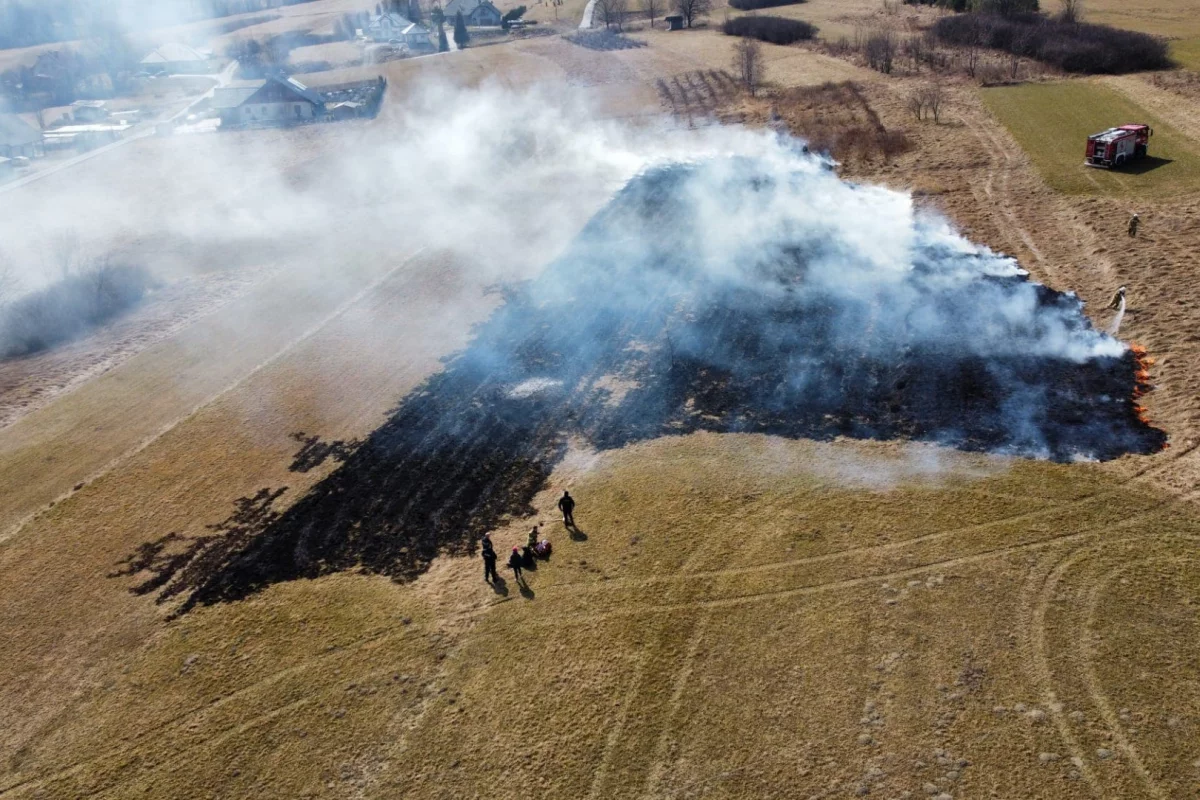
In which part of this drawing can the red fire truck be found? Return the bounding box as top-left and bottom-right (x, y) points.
(1085, 124), (1152, 168)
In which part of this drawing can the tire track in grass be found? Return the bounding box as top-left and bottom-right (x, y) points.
(1023, 543), (1106, 796)
(1078, 553), (1195, 798)
(0, 605), (484, 798)
(1024, 531), (1200, 799)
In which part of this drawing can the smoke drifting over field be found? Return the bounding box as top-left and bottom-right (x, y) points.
(105, 103), (1163, 610)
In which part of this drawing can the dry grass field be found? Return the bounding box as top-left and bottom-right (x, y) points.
(1170, 37), (1200, 69)
(4, 4), (1200, 799)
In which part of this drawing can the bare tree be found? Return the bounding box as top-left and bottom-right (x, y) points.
(674, 0), (710, 28)
(597, 0), (629, 29)
(963, 42), (980, 77)
(1058, 0), (1083, 21)
(644, 0), (661, 28)
(905, 89), (925, 121)
(50, 231), (82, 279)
(923, 81), (944, 122)
(864, 28), (896, 73)
(732, 36), (763, 95)
(612, 0), (629, 30)
(904, 32), (926, 69)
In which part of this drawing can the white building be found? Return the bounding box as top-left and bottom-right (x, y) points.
(140, 43), (218, 75)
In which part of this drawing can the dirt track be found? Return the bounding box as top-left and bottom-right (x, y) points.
(3, 22), (1200, 800)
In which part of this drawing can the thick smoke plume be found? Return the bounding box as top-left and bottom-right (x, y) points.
(110, 118), (1163, 611)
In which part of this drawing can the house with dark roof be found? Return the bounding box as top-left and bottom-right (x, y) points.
(0, 113), (43, 159)
(211, 75), (325, 128)
(367, 12), (411, 41)
(140, 43), (218, 75)
(442, 0), (503, 26)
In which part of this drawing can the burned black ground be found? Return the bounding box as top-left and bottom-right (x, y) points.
(117, 157), (1165, 612)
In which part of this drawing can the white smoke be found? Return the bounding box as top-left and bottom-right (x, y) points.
(1, 79), (1133, 454)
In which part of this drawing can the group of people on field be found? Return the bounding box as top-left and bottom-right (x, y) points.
(481, 490), (576, 586)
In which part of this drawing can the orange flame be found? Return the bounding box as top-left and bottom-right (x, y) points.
(1128, 342), (1160, 442)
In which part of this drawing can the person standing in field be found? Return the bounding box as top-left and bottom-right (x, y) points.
(1128, 213), (1140, 237)
(1107, 285), (1127, 310)
(508, 546), (524, 583)
(481, 535), (498, 583)
(558, 490), (576, 527)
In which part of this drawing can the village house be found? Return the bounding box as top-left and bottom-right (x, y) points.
(442, 0), (504, 26)
(139, 43), (218, 75)
(211, 75), (324, 128)
(394, 21), (435, 49)
(70, 100), (108, 122)
(367, 12), (419, 42)
(0, 114), (43, 159)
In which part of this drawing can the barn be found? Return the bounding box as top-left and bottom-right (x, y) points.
(140, 43), (218, 75)
(211, 76), (325, 128)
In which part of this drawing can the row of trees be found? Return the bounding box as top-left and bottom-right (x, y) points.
(594, 0), (711, 31)
(932, 10), (1170, 73)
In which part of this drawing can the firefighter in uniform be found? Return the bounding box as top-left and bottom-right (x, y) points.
(1107, 285), (1126, 310)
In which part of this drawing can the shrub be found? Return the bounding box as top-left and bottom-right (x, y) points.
(722, 16), (817, 45)
(933, 12), (1170, 73)
(0, 262), (153, 359)
(904, 0), (970, 12)
(864, 29), (896, 72)
(728, 0), (805, 10)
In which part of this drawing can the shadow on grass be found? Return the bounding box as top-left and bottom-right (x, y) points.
(1121, 156), (1174, 175)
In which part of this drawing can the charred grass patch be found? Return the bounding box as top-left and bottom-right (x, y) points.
(565, 30), (647, 50)
(115, 159), (1162, 614)
(981, 80), (1200, 194)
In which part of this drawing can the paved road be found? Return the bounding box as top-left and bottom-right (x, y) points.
(579, 0), (597, 28)
(0, 61), (238, 196)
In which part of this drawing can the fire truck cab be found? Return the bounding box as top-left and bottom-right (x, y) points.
(1085, 124), (1152, 168)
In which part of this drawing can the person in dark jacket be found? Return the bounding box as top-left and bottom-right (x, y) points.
(558, 490), (576, 527)
(1128, 212), (1140, 237)
(508, 546), (523, 582)
(482, 536), (498, 583)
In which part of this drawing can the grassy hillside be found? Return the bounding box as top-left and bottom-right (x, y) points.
(7, 431), (1200, 798)
(982, 80), (1200, 195)
(1169, 37), (1200, 70)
